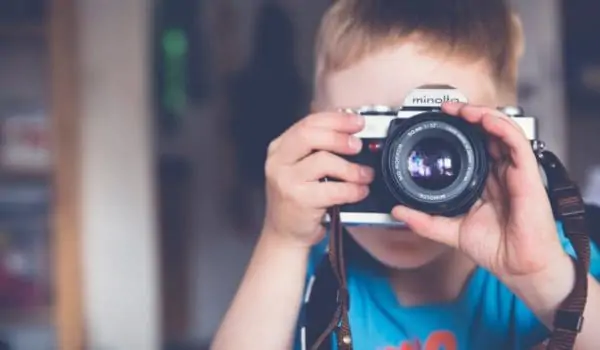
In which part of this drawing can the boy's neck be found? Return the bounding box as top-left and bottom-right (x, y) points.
(388, 250), (476, 306)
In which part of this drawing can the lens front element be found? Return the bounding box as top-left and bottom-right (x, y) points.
(407, 137), (461, 191)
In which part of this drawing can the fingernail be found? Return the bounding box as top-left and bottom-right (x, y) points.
(443, 101), (461, 107)
(360, 166), (374, 179)
(349, 136), (362, 150)
(360, 186), (370, 197)
(352, 114), (365, 126)
(393, 206), (407, 216)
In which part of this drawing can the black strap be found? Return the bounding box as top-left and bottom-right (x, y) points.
(305, 253), (337, 350)
(305, 230), (370, 349)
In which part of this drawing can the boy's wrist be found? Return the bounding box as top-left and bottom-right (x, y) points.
(261, 224), (315, 255)
(503, 253), (576, 322)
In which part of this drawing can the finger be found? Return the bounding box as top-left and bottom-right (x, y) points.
(481, 173), (505, 209)
(480, 113), (537, 169)
(441, 102), (499, 123)
(268, 112), (365, 156)
(299, 182), (370, 208)
(444, 102), (533, 168)
(440, 101), (467, 116)
(487, 137), (506, 162)
(267, 135), (283, 156)
(391, 206), (460, 247)
(274, 127), (363, 165)
(442, 102), (525, 136)
(301, 112), (366, 133)
(481, 185), (508, 221)
(294, 151), (375, 184)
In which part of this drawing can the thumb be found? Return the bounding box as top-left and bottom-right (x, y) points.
(391, 206), (460, 248)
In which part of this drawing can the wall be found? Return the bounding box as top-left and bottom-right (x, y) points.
(570, 115), (600, 188)
(513, 0), (600, 187)
(512, 0), (568, 163)
(77, 0), (162, 349)
(179, 0), (331, 343)
(514, 0), (600, 189)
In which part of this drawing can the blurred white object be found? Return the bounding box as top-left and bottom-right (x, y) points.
(0, 113), (51, 173)
(583, 165), (600, 206)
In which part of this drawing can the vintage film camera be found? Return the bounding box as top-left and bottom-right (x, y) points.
(326, 85), (538, 227)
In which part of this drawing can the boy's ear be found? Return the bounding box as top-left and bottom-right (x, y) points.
(511, 13), (525, 60)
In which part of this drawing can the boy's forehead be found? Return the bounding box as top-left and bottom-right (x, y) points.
(319, 44), (498, 110)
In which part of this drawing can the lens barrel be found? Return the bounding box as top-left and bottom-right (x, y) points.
(381, 112), (489, 216)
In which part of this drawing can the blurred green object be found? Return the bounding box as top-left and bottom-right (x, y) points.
(154, 0), (207, 135)
(161, 28), (188, 121)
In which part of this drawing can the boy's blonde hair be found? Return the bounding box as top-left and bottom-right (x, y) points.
(314, 0), (524, 96)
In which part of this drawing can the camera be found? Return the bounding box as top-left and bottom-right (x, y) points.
(326, 85), (538, 227)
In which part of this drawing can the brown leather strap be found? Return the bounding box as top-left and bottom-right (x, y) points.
(311, 149), (590, 350)
(538, 150), (589, 350)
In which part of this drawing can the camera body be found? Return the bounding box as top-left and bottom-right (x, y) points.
(328, 85), (538, 227)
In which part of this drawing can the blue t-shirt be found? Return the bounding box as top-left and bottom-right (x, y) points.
(296, 223), (600, 350)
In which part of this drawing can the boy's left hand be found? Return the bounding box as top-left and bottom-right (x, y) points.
(391, 102), (572, 285)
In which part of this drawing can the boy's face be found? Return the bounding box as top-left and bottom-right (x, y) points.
(318, 42), (504, 270)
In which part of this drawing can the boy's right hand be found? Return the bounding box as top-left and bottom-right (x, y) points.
(263, 112), (375, 248)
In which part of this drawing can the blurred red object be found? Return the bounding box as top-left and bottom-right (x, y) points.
(0, 244), (44, 310)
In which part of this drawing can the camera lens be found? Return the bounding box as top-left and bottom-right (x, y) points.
(381, 111), (489, 217)
(407, 138), (461, 191)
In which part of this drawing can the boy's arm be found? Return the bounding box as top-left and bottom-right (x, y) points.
(511, 266), (600, 350)
(211, 227), (311, 350)
(508, 234), (600, 350)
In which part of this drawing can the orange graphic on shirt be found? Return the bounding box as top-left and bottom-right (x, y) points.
(382, 330), (457, 350)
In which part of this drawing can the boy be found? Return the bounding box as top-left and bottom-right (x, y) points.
(211, 0), (600, 349)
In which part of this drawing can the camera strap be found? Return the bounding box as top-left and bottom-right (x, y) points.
(309, 205), (353, 350)
(310, 149), (590, 350)
(538, 150), (589, 350)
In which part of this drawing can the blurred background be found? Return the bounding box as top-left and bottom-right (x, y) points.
(0, 0), (597, 349)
